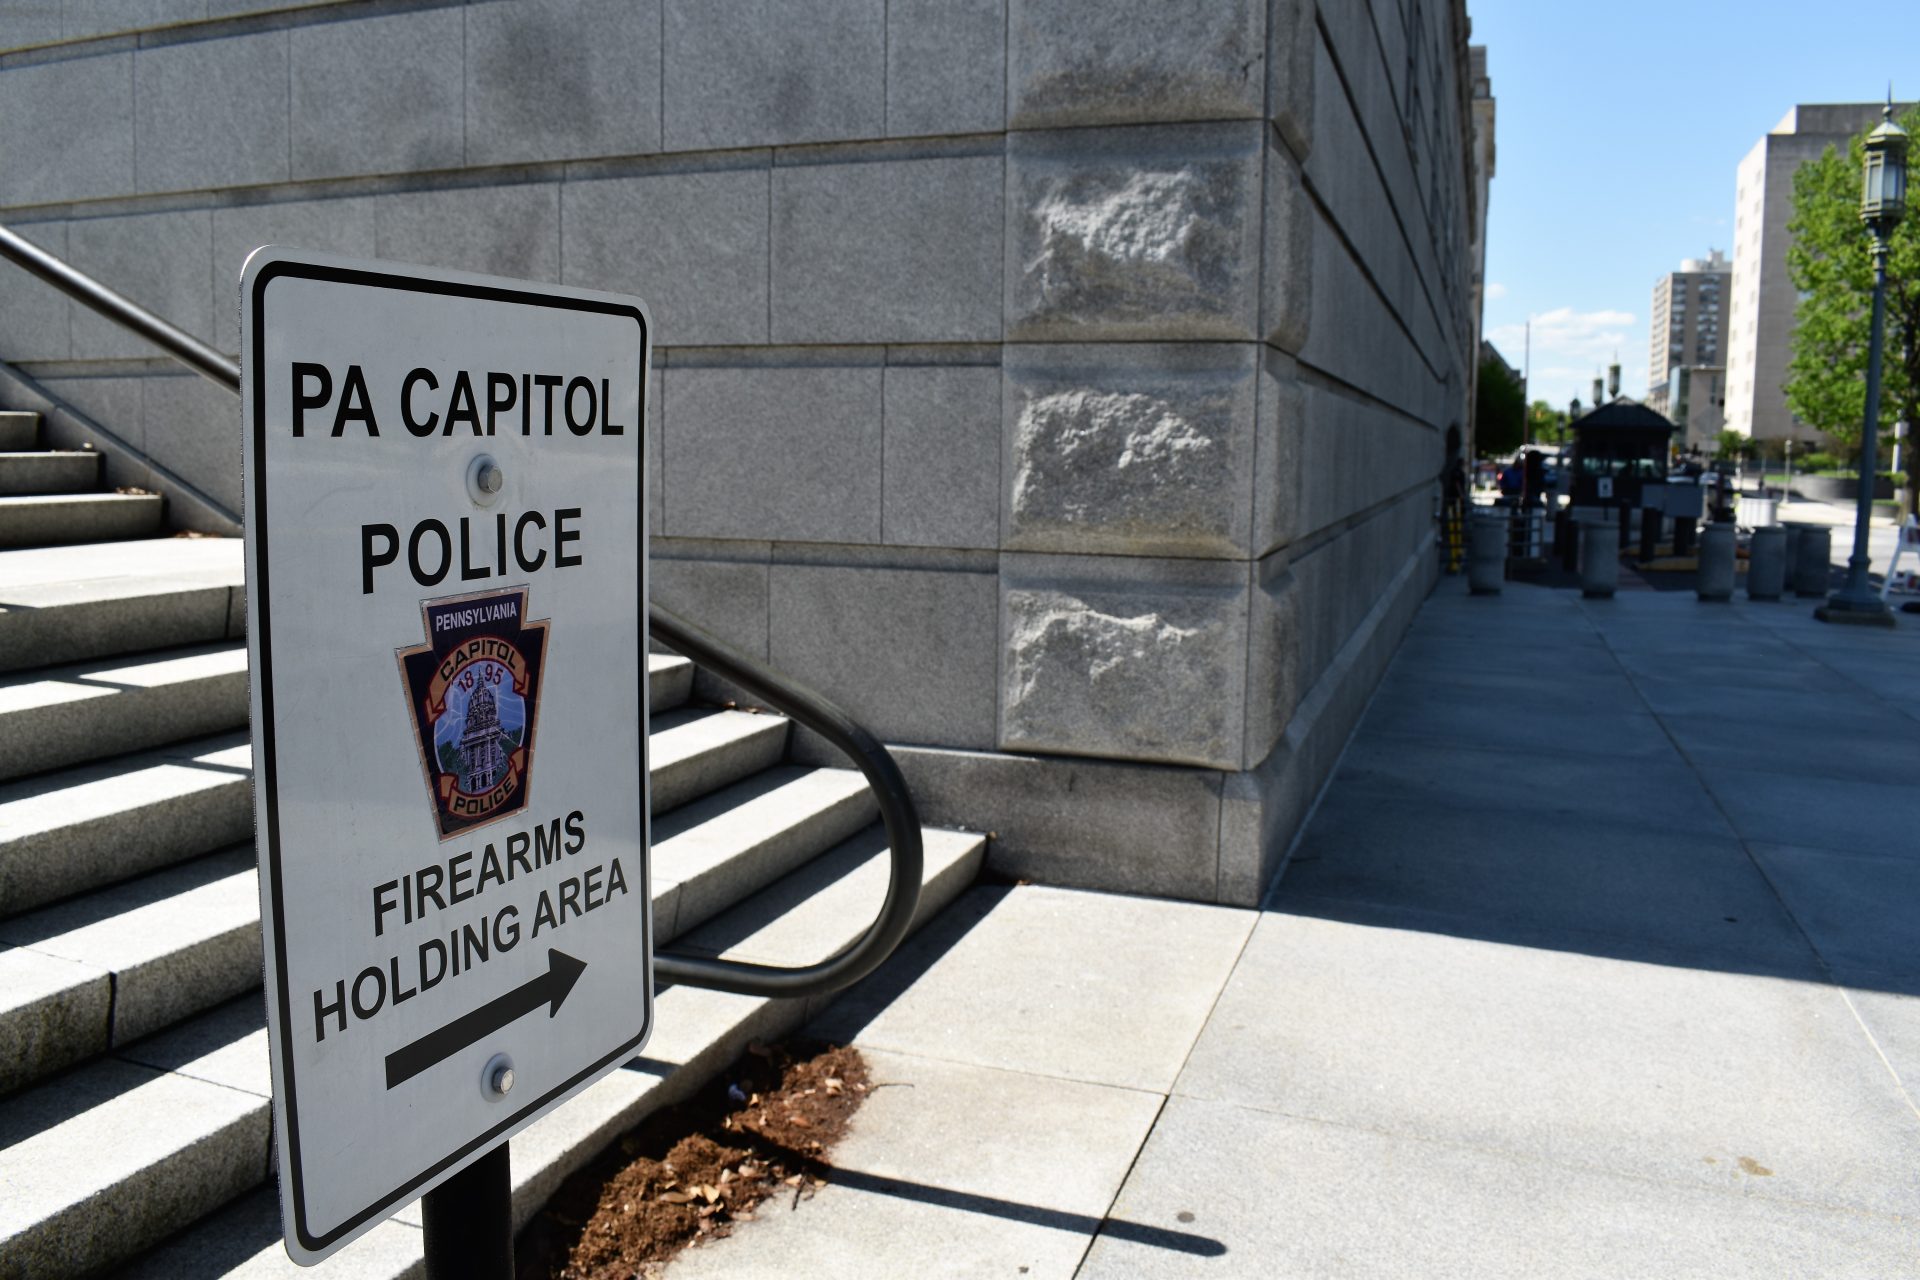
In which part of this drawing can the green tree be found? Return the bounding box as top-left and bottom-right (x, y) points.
(1528, 399), (1570, 445)
(1474, 354), (1526, 456)
(1713, 429), (1751, 462)
(1784, 105), (1919, 510)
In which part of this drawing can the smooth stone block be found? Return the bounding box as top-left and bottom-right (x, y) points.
(374, 182), (561, 284)
(465, 0), (662, 166)
(1261, 128), (1312, 351)
(886, 0), (1004, 137)
(140, 374), (243, 516)
(1242, 557), (1301, 767)
(769, 560), (998, 749)
(649, 549), (770, 660)
(663, 362), (882, 544)
(1251, 348), (1306, 554)
(0, 221), (71, 363)
(291, 8), (464, 180)
(891, 745), (1225, 901)
(0, 2), (62, 47)
(59, 0), (204, 39)
(882, 364), (1001, 550)
(1267, 0), (1314, 157)
(1003, 343), (1258, 559)
(773, 151), (1003, 344)
(68, 210), (215, 359)
(211, 196), (379, 352)
(663, 0), (884, 151)
(1000, 554), (1250, 770)
(134, 29), (289, 195)
(0, 51), (134, 205)
(1006, 0), (1266, 130)
(562, 163), (769, 347)
(1006, 122), (1264, 343)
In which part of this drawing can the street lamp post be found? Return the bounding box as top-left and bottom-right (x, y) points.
(1819, 100), (1908, 626)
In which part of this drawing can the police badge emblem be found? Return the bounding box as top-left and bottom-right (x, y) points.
(397, 586), (550, 840)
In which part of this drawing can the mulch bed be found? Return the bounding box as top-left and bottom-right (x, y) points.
(516, 1041), (871, 1280)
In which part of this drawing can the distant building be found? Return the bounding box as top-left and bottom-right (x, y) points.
(1647, 251), (1730, 451)
(1726, 103), (1914, 443)
(1467, 46), (1496, 455)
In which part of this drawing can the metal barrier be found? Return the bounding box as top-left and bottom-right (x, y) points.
(0, 222), (924, 1003)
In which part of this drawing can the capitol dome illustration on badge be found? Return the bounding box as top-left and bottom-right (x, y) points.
(397, 586), (551, 839)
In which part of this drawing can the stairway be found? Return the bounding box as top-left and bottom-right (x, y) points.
(0, 406), (985, 1277)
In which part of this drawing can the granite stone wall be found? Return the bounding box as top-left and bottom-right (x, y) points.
(0, 0), (1479, 905)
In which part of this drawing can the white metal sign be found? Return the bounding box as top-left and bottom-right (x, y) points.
(240, 249), (652, 1264)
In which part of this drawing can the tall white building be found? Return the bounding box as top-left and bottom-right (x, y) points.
(1726, 103), (1912, 443)
(1647, 250), (1730, 451)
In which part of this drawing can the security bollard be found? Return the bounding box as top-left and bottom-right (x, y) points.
(1791, 525), (1832, 597)
(1696, 523), (1736, 602)
(1467, 514), (1506, 595)
(1746, 525), (1787, 601)
(1580, 521), (1619, 599)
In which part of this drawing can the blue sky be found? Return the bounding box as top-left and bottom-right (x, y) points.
(1470, 0), (1920, 412)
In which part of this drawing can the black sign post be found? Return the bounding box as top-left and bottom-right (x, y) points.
(421, 1142), (513, 1280)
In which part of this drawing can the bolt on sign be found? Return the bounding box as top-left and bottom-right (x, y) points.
(239, 249), (652, 1264)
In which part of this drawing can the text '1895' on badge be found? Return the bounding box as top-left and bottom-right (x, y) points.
(397, 587), (550, 840)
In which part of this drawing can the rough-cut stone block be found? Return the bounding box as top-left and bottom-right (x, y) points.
(0, 222), (70, 363)
(1267, 0), (1313, 157)
(1006, 0), (1266, 130)
(0, 52), (134, 205)
(1254, 347), (1306, 554)
(1002, 343), (1258, 559)
(1262, 131), (1312, 351)
(882, 364), (1000, 550)
(211, 196), (379, 352)
(563, 163), (769, 347)
(466, 0), (662, 166)
(1007, 122), (1264, 342)
(376, 182), (561, 284)
(887, 0), (1004, 137)
(892, 746), (1222, 900)
(142, 374), (242, 516)
(649, 548), (770, 659)
(1000, 554), (1250, 770)
(134, 30), (288, 195)
(290, 8), (464, 181)
(664, 359), (883, 544)
(68, 210), (214, 359)
(773, 152), (1002, 344)
(769, 560), (998, 749)
(663, 0), (883, 151)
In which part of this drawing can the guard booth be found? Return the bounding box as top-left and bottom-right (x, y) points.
(1560, 400), (1677, 567)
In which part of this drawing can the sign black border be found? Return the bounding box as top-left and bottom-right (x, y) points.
(247, 258), (651, 1258)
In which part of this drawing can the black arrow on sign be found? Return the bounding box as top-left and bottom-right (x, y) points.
(384, 948), (587, 1090)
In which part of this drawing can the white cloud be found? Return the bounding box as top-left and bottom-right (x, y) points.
(1485, 281), (1507, 301)
(1487, 307), (1636, 365)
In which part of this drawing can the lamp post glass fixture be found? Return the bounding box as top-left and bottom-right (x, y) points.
(1819, 98), (1908, 625)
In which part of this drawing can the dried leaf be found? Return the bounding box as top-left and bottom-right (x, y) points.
(658, 1191), (695, 1205)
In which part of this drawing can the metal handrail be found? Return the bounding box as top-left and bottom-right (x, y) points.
(0, 223), (924, 1001)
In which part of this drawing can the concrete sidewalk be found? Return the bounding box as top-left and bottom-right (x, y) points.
(662, 576), (1920, 1278)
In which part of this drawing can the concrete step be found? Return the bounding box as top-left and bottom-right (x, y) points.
(0, 733), (251, 916)
(0, 492), (164, 547)
(0, 450), (102, 495)
(0, 641), (248, 784)
(647, 651), (693, 714)
(650, 707), (789, 815)
(0, 1001), (272, 1280)
(0, 538), (243, 673)
(0, 410), (38, 451)
(0, 848), (260, 1098)
(653, 764), (875, 939)
(106, 825), (985, 1279)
